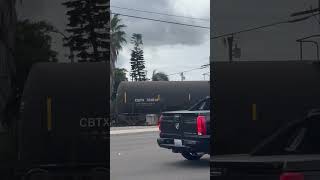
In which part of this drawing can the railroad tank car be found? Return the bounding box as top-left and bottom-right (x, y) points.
(212, 60), (320, 155)
(115, 81), (210, 125)
(17, 62), (108, 176)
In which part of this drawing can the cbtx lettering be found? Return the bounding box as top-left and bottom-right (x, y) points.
(80, 117), (108, 128)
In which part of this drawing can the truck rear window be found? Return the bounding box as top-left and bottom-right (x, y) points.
(251, 113), (320, 155)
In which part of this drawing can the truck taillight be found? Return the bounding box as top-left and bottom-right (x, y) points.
(280, 172), (304, 180)
(196, 115), (206, 135)
(158, 115), (163, 131)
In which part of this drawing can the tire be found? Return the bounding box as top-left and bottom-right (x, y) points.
(181, 152), (203, 160)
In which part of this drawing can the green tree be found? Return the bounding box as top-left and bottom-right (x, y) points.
(111, 14), (127, 62)
(1, 0), (17, 128)
(62, 0), (109, 62)
(14, 20), (58, 97)
(112, 68), (128, 100)
(152, 70), (169, 81)
(1, 19), (58, 127)
(130, 33), (146, 81)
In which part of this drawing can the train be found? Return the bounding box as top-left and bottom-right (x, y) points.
(0, 61), (210, 178)
(114, 81), (210, 126)
(0, 62), (108, 179)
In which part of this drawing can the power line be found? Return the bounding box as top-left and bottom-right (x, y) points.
(211, 13), (319, 39)
(211, 21), (287, 39)
(111, 12), (210, 29)
(111, 5), (210, 22)
(167, 64), (209, 76)
(310, 6), (320, 24)
(291, 7), (319, 17)
(298, 3), (320, 25)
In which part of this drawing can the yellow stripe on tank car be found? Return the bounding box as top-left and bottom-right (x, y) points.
(252, 103), (257, 121)
(47, 96), (52, 131)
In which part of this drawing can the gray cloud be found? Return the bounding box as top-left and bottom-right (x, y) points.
(16, 0), (67, 31)
(16, 0), (46, 19)
(16, 0), (69, 62)
(16, 0), (210, 80)
(111, 0), (210, 47)
(112, 0), (210, 81)
(212, 0), (319, 61)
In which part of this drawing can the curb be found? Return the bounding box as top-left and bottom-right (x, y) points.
(110, 127), (159, 135)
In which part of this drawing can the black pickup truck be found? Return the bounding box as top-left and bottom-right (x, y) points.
(157, 96), (210, 160)
(211, 109), (320, 180)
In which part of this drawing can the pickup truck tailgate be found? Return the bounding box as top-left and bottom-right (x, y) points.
(160, 110), (210, 139)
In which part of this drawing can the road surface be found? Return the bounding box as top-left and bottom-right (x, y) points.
(110, 130), (209, 180)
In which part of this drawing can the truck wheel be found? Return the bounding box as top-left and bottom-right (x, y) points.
(181, 152), (203, 160)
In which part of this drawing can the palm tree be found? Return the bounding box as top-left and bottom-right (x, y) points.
(110, 14), (126, 100)
(111, 14), (127, 62)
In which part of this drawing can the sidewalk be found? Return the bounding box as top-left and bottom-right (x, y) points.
(110, 126), (159, 135)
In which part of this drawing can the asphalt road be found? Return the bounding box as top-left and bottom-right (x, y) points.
(110, 131), (209, 180)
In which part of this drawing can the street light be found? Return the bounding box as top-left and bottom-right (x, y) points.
(202, 72), (210, 80)
(300, 40), (319, 61)
(296, 35), (320, 61)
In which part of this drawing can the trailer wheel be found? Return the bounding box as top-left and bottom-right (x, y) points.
(181, 152), (203, 160)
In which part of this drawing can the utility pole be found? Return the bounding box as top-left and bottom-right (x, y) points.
(144, 70), (148, 81)
(180, 72), (185, 81)
(227, 36), (234, 62)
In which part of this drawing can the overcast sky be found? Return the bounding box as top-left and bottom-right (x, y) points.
(14, 1), (320, 80)
(16, 0), (210, 81)
(16, 0), (69, 61)
(111, 0), (210, 81)
(212, 0), (319, 61)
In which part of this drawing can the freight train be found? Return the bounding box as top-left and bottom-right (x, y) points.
(0, 62), (108, 179)
(115, 81), (210, 126)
